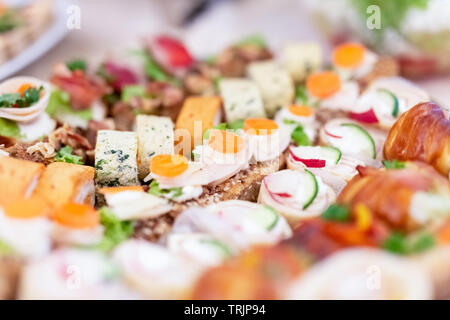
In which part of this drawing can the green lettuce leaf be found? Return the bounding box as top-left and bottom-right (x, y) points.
(0, 118), (21, 138)
(46, 90), (93, 121)
(55, 146), (84, 165)
(322, 204), (351, 222)
(291, 125), (311, 146)
(148, 180), (183, 199)
(383, 160), (406, 170)
(66, 59), (87, 72)
(121, 85), (147, 102)
(94, 207), (134, 252)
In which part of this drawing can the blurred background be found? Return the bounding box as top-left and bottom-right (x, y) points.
(2, 0), (450, 106)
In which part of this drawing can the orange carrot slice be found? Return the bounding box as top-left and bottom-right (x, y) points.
(150, 154), (189, 178)
(17, 83), (34, 97)
(99, 186), (144, 195)
(208, 129), (245, 154)
(3, 198), (51, 220)
(244, 118), (279, 136)
(306, 71), (341, 99)
(288, 105), (314, 117)
(333, 43), (365, 68)
(53, 203), (99, 229)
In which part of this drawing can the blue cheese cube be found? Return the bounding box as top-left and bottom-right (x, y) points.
(247, 61), (295, 117)
(95, 130), (139, 187)
(136, 115), (174, 180)
(219, 79), (266, 123)
(283, 43), (322, 82)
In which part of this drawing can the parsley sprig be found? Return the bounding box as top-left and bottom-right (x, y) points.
(0, 86), (43, 109)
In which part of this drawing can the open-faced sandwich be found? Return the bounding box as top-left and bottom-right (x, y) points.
(0, 34), (448, 300)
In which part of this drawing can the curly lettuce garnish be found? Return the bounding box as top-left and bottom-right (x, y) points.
(55, 146), (84, 165)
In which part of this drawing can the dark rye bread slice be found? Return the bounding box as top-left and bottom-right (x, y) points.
(0, 258), (22, 300)
(134, 156), (286, 242)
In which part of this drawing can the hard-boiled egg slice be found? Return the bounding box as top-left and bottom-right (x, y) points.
(0, 77), (51, 122)
(113, 240), (202, 300)
(333, 42), (378, 80)
(285, 248), (432, 300)
(99, 186), (172, 220)
(306, 71), (359, 111)
(275, 105), (318, 142)
(167, 233), (233, 267)
(351, 77), (430, 129)
(258, 169), (335, 227)
(0, 198), (52, 259)
(18, 249), (138, 300)
(172, 201), (292, 251)
(51, 203), (104, 246)
(244, 118), (290, 162)
(320, 118), (386, 164)
(18, 112), (56, 142)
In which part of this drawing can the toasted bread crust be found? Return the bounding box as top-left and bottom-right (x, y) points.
(33, 162), (95, 209)
(0, 258), (22, 300)
(134, 156), (285, 242)
(0, 157), (45, 206)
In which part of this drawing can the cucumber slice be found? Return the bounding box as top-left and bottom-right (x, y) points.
(341, 123), (376, 159)
(250, 205), (279, 231)
(377, 88), (399, 117)
(200, 239), (233, 258)
(291, 146), (342, 165)
(302, 170), (318, 210)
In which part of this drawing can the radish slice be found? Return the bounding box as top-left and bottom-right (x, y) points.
(349, 108), (379, 124)
(289, 146), (342, 168)
(149, 35), (194, 72)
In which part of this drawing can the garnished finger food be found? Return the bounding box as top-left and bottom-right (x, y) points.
(258, 169), (336, 227)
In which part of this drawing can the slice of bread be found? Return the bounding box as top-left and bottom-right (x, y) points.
(0, 258), (22, 300)
(134, 156), (285, 242)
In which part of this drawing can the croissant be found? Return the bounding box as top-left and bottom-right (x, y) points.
(384, 102), (450, 177)
(338, 162), (450, 231)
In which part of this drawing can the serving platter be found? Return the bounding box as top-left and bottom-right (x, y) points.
(0, 0), (70, 81)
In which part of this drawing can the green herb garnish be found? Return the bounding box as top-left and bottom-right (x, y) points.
(291, 125), (311, 146)
(0, 239), (15, 257)
(295, 85), (308, 105)
(132, 50), (176, 84)
(93, 207), (134, 252)
(66, 59), (87, 72)
(55, 146), (84, 165)
(0, 86), (43, 109)
(0, 10), (20, 34)
(383, 231), (435, 255)
(235, 34), (267, 48)
(148, 180), (183, 199)
(203, 123), (228, 140)
(322, 204), (351, 222)
(383, 160), (406, 170)
(228, 119), (245, 131)
(121, 85), (148, 102)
